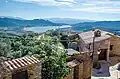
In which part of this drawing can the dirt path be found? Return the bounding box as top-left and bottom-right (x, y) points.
(92, 61), (120, 79)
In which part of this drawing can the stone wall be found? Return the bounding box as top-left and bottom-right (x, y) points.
(66, 59), (92, 79)
(0, 63), (41, 79)
(83, 59), (92, 79)
(66, 53), (92, 79)
(87, 39), (110, 62)
(110, 36), (120, 56)
(85, 35), (120, 61)
(64, 68), (74, 79)
(109, 56), (120, 66)
(0, 72), (12, 79)
(0, 63), (12, 79)
(78, 62), (84, 79)
(27, 64), (36, 79)
(74, 63), (84, 79)
(34, 63), (41, 79)
(27, 63), (41, 79)
(65, 62), (84, 79)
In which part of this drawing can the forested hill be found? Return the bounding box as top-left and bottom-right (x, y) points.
(45, 18), (95, 24)
(71, 21), (120, 31)
(0, 17), (62, 27)
(72, 21), (120, 28)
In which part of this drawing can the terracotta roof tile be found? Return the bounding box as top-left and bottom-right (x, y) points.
(67, 59), (83, 68)
(79, 30), (112, 44)
(2, 56), (40, 71)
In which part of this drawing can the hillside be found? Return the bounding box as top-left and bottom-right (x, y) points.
(71, 21), (120, 32)
(0, 17), (61, 27)
(45, 18), (95, 24)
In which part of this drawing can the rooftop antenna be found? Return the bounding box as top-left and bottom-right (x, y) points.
(68, 26), (71, 49)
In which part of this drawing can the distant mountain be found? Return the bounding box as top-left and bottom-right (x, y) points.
(0, 16), (24, 20)
(0, 17), (61, 27)
(71, 21), (120, 33)
(45, 18), (95, 24)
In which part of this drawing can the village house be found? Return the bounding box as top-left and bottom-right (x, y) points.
(0, 56), (41, 79)
(69, 29), (120, 62)
(67, 29), (120, 79)
(65, 49), (92, 79)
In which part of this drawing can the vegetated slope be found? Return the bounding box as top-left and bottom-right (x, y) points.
(0, 17), (62, 27)
(46, 18), (95, 24)
(71, 21), (120, 32)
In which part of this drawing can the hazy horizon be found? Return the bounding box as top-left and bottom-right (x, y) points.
(0, 0), (120, 21)
(1, 16), (120, 21)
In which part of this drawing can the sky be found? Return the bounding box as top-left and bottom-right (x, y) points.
(0, 0), (120, 21)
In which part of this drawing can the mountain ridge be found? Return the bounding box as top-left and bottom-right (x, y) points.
(0, 17), (62, 27)
(71, 21), (120, 33)
(45, 18), (96, 24)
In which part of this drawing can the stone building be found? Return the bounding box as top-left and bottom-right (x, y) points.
(65, 49), (92, 79)
(109, 35), (120, 56)
(69, 29), (120, 62)
(0, 56), (41, 79)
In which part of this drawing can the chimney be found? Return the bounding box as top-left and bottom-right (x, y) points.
(94, 30), (101, 37)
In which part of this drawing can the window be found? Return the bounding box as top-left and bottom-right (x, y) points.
(88, 43), (91, 50)
(110, 45), (113, 50)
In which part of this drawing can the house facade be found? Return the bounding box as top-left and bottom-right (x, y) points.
(0, 56), (41, 79)
(65, 49), (92, 79)
(110, 35), (120, 56)
(69, 29), (120, 62)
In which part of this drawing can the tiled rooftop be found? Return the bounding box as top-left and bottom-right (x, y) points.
(2, 56), (40, 71)
(79, 29), (112, 44)
(67, 59), (83, 68)
(66, 49), (80, 56)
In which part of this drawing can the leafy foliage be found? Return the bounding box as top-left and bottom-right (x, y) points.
(33, 34), (70, 79)
(0, 17), (61, 27)
(0, 32), (70, 79)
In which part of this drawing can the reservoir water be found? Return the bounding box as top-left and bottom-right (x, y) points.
(24, 25), (72, 33)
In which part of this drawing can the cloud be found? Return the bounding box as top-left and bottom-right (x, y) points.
(71, 7), (120, 13)
(13, 0), (76, 6)
(13, 0), (120, 13)
(87, 0), (120, 5)
(55, 0), (75, 3)
(6, 0), (9, 3)
(68, 0), (120, 13)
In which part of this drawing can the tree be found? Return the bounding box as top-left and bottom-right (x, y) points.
(0, 42), (10, 57)
(0, 57), (7, 78)
(33, 34), (70, 79)
(0, 32), (70, 79)
(60, 35), (69, 49)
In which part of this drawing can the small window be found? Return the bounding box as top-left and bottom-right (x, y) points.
(110, 45), (113, 50)
(88, 43), (91, 49)
(3, 77), (6, 79)
(76, 46), (79, 51)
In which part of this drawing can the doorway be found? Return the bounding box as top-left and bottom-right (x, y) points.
(98, 49), (107, 60)
(74, 65), (79, 79)
(12, 70), (28, 79)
